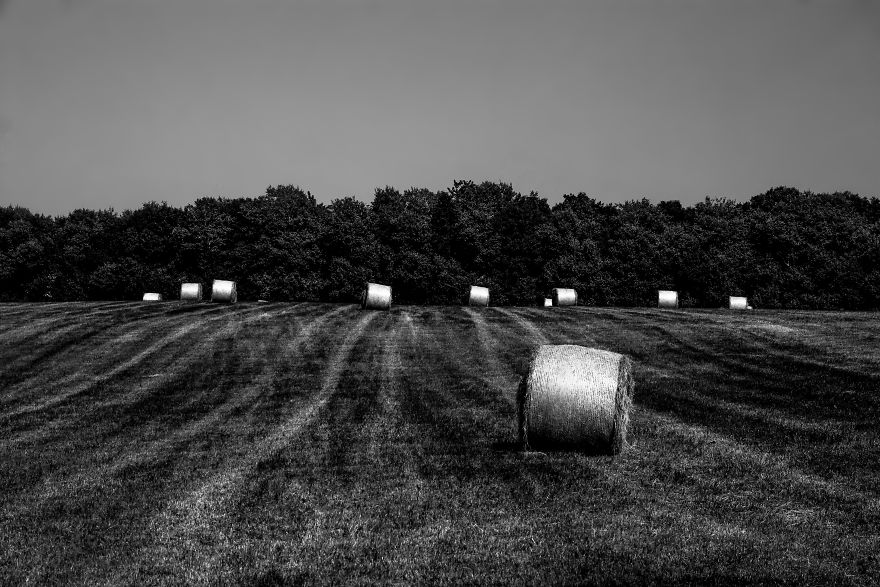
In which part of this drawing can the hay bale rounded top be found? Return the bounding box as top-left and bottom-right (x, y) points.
(519, 344), (633, 454)
(658, 290), (679, 308)
(552, 288), (577, 307)
(543, 298), (553, 307)
(142, 293), (162, 301)
(361, 282), (392, 310)
(180, 283), (203, 301)
(211, 279), (237, 303)
(729, 296), (748, 310)
(468, 285), (490, 307)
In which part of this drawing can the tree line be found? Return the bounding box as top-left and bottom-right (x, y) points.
(2, 182), (879, 309)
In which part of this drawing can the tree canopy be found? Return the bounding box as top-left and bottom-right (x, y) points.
(2, 183), (878, 309)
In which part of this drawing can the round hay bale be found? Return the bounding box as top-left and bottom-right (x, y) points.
(658, 290), (679, 309)
(551, 288), (577, 307)
(747, 305), (753, 310)
(543, 298), (553, 307)
(142, 293), (163, 302)
(180, 283), (203, 301)
(361, 282), (391, 310)
(518, 344), (634, 454)
(729, 296), (748, 310)
(211, 279), (237, 303)
(468, 285), (490, 307)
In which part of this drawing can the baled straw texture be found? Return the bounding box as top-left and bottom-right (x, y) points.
(543, 298), (553, 307)
(361, 282), (392, 310)
(211, 279), (238, 303)
(518, 344), (633, 455)
(180, 283), (203, 301)
(551, 288), (577, 307)
(729, 296), (748, 310)
(142, 293), (163, 301)
(468, 285), (490, 307)
(658, 290), (679, 309)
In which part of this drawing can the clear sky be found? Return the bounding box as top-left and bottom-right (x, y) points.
(1, 0), (878, 215)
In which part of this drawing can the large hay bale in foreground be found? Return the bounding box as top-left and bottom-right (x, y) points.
(142, 293), (162, 301)
(211, 279), (237, 303)
(729, 296), (748, 310)
(551, 288), (577, 307)
(361, 282), (392, 310)
(468, 285), (490, 307)
(519, 344), (633, 454)
(180, 283), (203, 301)
(658, 290), (679, 309)
(543, 298), (553, 307)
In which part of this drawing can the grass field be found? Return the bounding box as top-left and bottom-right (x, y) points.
(1, 302), (879, 585)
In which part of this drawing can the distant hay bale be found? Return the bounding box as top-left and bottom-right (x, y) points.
(468, 285), (490, 307)
(142, 293), (162, 302)
(729, 296), (748, 310)
(543, 298), (553, 307)
(361, 282), (392, 310)
(518, 344), (634, 454)
(211, 279), (238, 303)
(747, 305), (753, 310)
(552, 288), (577, 307)
(179, 283), (203, 301)
(658, 290), (679, 309)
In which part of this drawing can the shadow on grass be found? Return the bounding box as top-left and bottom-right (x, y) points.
(489, 440), (521, 453)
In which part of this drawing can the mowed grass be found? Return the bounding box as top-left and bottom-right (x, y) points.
(1, 302), (879, 585)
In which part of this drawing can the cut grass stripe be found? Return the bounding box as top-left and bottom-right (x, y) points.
(0, 306), (326, 512)
(489, 307), (550, 345)
(0, 306), (259, 422)
(0, 304), (230, 400)
(0, 305), (284, 452)
(109, 311), (377, 583)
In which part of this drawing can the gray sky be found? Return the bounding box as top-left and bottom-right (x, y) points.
(1, 0), (879, 214)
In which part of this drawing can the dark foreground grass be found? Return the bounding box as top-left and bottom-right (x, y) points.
(0, 302), (878, 585)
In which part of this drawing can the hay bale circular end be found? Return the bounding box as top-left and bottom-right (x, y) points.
(142, 293), (162, 301)
(211, 279), (237, 303)
(658, 290), (679, 309)
(361, 282), (392, 310)
(468, 285), (490, 307)
(729, 296), (748, 310)
(518, 344), (634, 454)
(551, 288), (577, 307)
(180, 283), (203, 301)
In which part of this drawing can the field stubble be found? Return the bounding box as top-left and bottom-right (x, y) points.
(0, 302), (878, 585)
